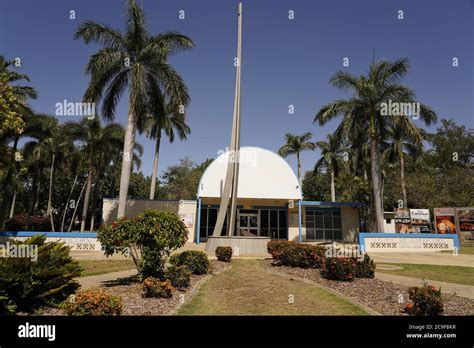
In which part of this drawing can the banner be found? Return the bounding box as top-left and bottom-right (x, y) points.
(456, 208), (474, 241)
(410, 209), (431, 233)
(394, 208), (411, 233)
(433, 207), (456, 234)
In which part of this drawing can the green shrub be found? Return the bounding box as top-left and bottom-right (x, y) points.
(165, 265), (192, 289)
(405, 284), (444, 316)
(0, 235), (82, 314)
(97, 209), (188, 279)
(321, 257), (357, 281)
(170, 250), (209, 275)
(267, 241), (326, 268)
(61, 289), (122, 316)
(141, 278), (174, 298)
(215, 246), (232, 262)
(356, 254), (376, 278)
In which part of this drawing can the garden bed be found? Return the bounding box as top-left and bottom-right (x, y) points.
(40, 260), (230, 316)
(262, 259), (474, 316)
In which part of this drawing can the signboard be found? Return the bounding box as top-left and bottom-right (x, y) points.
(410, 209), (431, 233)
(433, 207), (456, 234)
(179, 213), (195, 229)
(394, 208), (411, 233)
(456, 207), (474, 241)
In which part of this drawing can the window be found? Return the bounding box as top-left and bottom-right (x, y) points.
(305, 208), (342, 241)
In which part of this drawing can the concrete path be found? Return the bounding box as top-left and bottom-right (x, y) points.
(375, 272), (474, 299)
(371, 252), (474, 267)
(78, 269), (137, 289)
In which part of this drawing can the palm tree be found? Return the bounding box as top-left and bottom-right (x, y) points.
(385, 116), (433, 208)
(65, 118), (124, 232)
(146, 103), (190, 200)
(0, 56), (37, 221)
(278, 132), (315, 183)
(314, 58), (437, 232)
(74, 0), (195, 218)
(314, 134), (345, 202)
(22, 115), (57, 217)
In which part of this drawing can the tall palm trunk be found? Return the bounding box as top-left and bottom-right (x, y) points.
(69, 175), (88, 232)
(89, 171), (101, 231)
(399, 148), (407, 208)
(370, 136), (385, 232)
(61, 173), (78, 232)
(330, 167), (336, 202)
(9, 189), (17, 218)
(117, 111), (136, 218)
(80, 165), (93, 232)
(296, 152), (301, 184)
(47, 154), (55, 231)
(149, 132), (161, 200)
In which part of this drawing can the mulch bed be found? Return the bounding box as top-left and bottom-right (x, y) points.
(262, 259), (474, 316)
(40, 260), (230, 316)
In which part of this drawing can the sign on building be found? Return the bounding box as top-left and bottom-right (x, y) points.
(433, 207), (456, 234)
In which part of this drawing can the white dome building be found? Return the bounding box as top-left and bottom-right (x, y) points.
(102, 146), (364, 247)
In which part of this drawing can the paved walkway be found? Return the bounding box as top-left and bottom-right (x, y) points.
(78, 269), (137, 289)
(375, 272), (474, 299)
(371, 252), (474, 267)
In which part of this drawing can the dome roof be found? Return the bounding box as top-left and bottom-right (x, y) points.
(198, 146), (302, 200)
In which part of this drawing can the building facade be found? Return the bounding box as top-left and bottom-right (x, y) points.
(102, 147), (364, 244)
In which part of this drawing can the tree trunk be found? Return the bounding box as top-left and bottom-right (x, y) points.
(296, 152), (301, 184)
(400, 151), (407, 208)
(9, 189), (17, 218)
(47, 154), (55, 231)
(370, 136), (385, 232)
(149, 133), (161, 200)
(69, 175), (88, 232)
(89, 172), (101, 232)
(61, 173), (78, 232)
(330, 167), (336, 202)
(117, 110), (136, 218)
(80, 166), (93, 232)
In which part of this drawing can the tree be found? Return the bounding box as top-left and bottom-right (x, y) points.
(384, 115), (434, 208)
(301, 170), (330, 201)
(315, 58), (437, 232)
(74, 0), (195, 218)
(314, 134), (345, 202)
(278, 132), (315, 183)
(146, 103), (190, 200)
(64, 118), (124, 231)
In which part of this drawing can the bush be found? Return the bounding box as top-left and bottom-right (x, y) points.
(141, 278), (174, 298)
(61, 289), (122, 316)
(267, 241), (326, 268)
(356, 254), (376, 278)
(0, 235), (82, 314)
(4, 213), (51, 231)
(405, 284), (444, 316)
(321, 257), (357, 281)
(215, 246), (232, 262)
(97, 209), (188, 279)
(165, 265), (192, 289)
(169, 250), (209, 275)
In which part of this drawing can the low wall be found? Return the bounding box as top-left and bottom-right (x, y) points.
(359, 233), (459, 253)
(0, 232), (101, 251)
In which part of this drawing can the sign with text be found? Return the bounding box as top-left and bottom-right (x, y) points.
(394, 208), (411, 233)
(410, 209), (431, 233)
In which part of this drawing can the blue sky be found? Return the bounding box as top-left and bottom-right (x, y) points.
(1, 0), (472, 178)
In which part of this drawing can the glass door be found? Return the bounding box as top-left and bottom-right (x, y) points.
(237, 212), (259, 236)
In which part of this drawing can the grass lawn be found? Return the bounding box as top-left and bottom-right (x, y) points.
(377, 263), (474, 286)
(79, 259), (136, 277)
(441, 246), (474, 255)
(178, 259), (369, 315)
